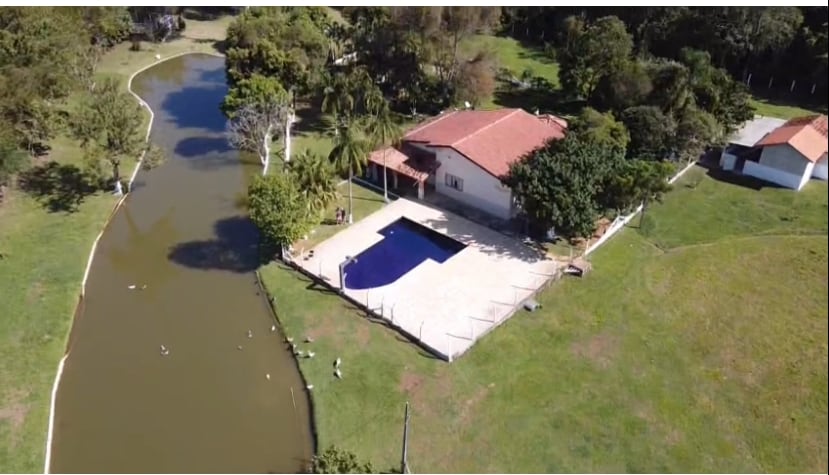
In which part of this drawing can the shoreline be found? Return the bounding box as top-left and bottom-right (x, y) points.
(43, 51), (226, 474)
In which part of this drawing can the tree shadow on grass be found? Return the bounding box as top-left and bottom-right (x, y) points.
(18, 161), (100, 213)
(167, 215), (270, 273)
(293, 102), (331, 136)
(492, 85), (584, 117)
(704, 167), (786, 191)
(192, 37), (226, 55)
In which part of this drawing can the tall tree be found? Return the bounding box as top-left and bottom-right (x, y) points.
(503, 133), (623, 239)
(70, 78), (144, 191)
(328, 122), (370, 224)
(620, 105), (677, 161)
(557, 16), (634, 100)
(247, 172), (314, 256)
(599, 159), (673, 216)
(223, 74), (291, 175)
(365, 105), (402, 202)
(570, 107), (630, 155)
(225, 7), (330, 97)
(454, 51), (497, 107)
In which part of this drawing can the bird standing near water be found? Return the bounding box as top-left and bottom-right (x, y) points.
(334, 357), (341, 368)
(160, 345), (169, 356)
(247, 329), (253, 339)
(334, 368), (342, 379)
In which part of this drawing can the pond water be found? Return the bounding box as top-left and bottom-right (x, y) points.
(50, 54), (313, 473)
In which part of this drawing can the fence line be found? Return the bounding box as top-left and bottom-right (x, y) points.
(584, 159), (698, 257)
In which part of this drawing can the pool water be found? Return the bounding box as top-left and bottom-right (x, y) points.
(343, 217), (466, 289)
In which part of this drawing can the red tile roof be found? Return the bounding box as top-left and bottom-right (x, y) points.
(756, 114), (828, 163)
(403, 108), (567, 177)
(367, 143), (437, 182)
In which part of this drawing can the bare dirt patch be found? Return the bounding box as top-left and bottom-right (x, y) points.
(399, 370), (424, 394)
(0, 390), (30, 448)
(571, 332), (619, 369)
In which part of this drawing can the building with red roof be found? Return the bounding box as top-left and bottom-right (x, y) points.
(366, 108), (566, 219)
(720, 114), (828, 190)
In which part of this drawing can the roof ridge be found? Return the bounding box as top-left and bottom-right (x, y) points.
(450, 109), (522, 147)
(404, 109), (459, 138)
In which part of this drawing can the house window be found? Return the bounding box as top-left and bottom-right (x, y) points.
(445, 173), (463, 191)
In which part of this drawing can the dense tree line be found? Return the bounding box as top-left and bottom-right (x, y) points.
(502, 6), (828, 104)
(0, 6), (168, 200)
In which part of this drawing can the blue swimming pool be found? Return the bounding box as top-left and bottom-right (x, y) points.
(343, 217), (466, 290)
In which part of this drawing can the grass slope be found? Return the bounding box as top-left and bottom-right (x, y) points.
(750, 97), (827, 121)
(0, 18), (231, 472)
(259, 166), (828, 473)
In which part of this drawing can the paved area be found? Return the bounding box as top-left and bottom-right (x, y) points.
(289, 198), (559, 360)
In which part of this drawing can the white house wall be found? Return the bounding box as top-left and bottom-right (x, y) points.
(812, 153), (828, 180)
(433, 148), (513, 219)
(751, 144), (812, 189)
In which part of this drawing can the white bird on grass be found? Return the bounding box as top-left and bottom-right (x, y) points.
(334, 357), (341, 368)
(334, 368), (342, 379)
(266, 373), (271, 380)
(247, 329), (253, 339)
(306, 384), (314, 390)
(160, 345), (169, 356)
(287, 336), (294, 343)
(297, 350), (305, 358)
(306, 352), (315, 358)
(305, 336), (314, 343)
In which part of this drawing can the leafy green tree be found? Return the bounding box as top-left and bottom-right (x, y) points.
(225, 7), (329, 97)
(288, 150), (339, 216)
(674, 106), (723, 162)
(247, 172), (314, 253)
(592, 59), (652, 112)
(569, 107), (630, 155)
(328, 122), (370, 224)
(311, 446), (375, 474)
(70, 78), (144, 191)
(599, 159), (673, 216)
(620, 105), (676, 161)
(558, 16), (634, 100)
(504, 133), (623, 239)
(365, 105), (402, 202)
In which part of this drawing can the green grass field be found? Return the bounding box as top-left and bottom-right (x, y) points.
(259, 166), (828, 473)
(0, 18), (232, 472)
(750, 97), (826, 121)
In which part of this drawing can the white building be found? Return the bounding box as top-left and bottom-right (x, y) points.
(366, 108), (567, 219)
(721, 115), (828, 190)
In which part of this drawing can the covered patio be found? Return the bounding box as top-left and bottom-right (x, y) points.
(366, 144), (438, 199)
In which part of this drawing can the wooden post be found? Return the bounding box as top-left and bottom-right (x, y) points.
(401, 402), (410, 474)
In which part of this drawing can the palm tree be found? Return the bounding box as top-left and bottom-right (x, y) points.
(366, 106), (402, 202)
(321, 73), (355, 128)
(289, 150), (339, 217)
(328, 121), (369, 224)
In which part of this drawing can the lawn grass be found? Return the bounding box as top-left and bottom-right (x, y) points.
(258, 166), (828, 472)
(292, 180), (389, 252)
(749, 96), (827, 120)
(0, 17), (232, 473)
(464, 34), (560, 89)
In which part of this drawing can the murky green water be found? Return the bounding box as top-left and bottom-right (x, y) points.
(50, 54), (313, 473)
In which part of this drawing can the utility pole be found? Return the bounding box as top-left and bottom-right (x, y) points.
(400, 401), (410, 474)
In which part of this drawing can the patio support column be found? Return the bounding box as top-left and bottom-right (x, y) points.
(417, 181), (424, 200)
(393, 171), (399, 189)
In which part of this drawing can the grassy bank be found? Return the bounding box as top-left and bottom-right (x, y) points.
(0, 18), (231, 472)
(258, 166), (828, 472)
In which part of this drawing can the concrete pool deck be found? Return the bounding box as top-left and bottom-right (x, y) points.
(289, 198), (560, 360)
